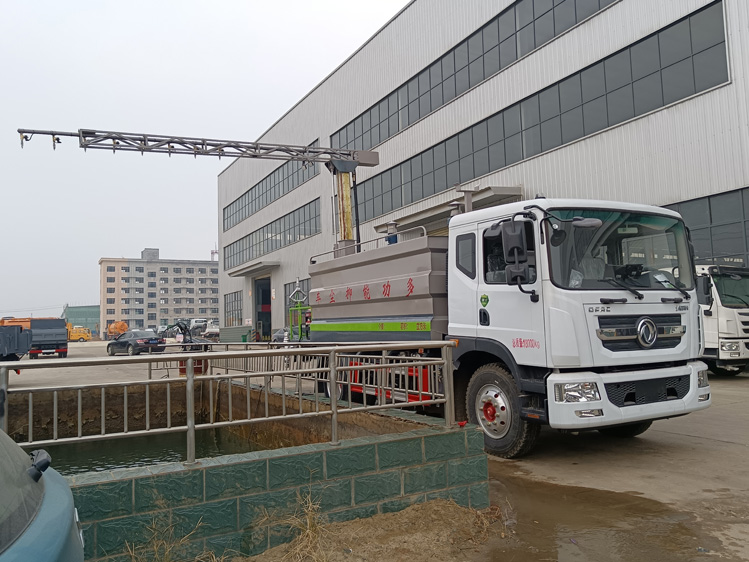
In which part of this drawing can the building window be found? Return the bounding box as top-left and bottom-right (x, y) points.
(135, 309), (144, 315)
(106, 298), (115, 304)
(122, 309), (130, 315)
(353, 1), (727, 224)
(199, 308), (208, 314)
(174, 288), (182, 294)
(160, 277), (168, 284)
(331, 0), (615, 154)
(136, 266), (144, 273)
(173, 267), (182, 274)
(135, 277), (144, 284)
(211, 288), (218, 294)
(174, 298), (182, 304)
(148, 271), (156, 278)
(107, 287), (115, 294)
(148, 313), (157, 320)
(174, 278), (182, 284)
(160, 267), (168, 273)
(134, 298), (144, 305)
(106, 308), (115, 314)
(121, 266), (130, 272)
(211, 298), (219, 304)
(106, 265), (115, 272)
(160, 308), (168, 315)
(148, 292), (156, 298)
(211, 308), (219, 314)
(106, 277), (115, 283)
(160, 298), (169, 304)
(160, 288), (168, 294)
(223, 141), (320, 231)
(186, 308), (194, 315)
(199, 278), (207, 284)
(224, 291), (243, 327)
(185, 288), (194, 294)
(121, 298), (129, 305)
(148, 282), (156, 288)
(121, 277), (130, 283)
(210, 268), (218, 275)
(198, 268), (206, 274)
(186, 278), (194, 284)
(186, 268), (194, 274)
(135, 287), (144, 294)
(186, 298), (194, 304)
(121, 288), (130, 294)
(148, 302), (156, 309)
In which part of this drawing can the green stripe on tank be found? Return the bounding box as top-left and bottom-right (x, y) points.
(311, 321), (431, 332)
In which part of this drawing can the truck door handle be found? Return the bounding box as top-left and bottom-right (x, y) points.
(479, 309), (490, 326)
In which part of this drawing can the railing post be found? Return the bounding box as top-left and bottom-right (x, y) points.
(329, 350), (339, 446)
(148, 361), (152, 380)
(185, 357), (196, 464)
(442, 344), (456, 428)
(0, 366), (8, 433)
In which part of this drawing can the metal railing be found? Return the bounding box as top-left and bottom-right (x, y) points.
(0, 342), (454, 463)
(309, 226), (428, 264)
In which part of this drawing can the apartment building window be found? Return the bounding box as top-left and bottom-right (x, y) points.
(121, 277), (130, 283)
(186, 298), (194, 304)
(198, 268), (206, 274)
(148, 292), (156, 298)
(134, 298), (144, 305)
(106, 266), (115, 272)
(160, 267), (168, 273)
(174, 308), (182, 315)
(134, 309), (144, 315)
(186, 288), (194, 294)
(199, 278), (207, 284)
(174, 288), (182, 294)
(148, 281), (156, 288)
(136, 266), (144, 273)
(210, 268), (218, 275)
(173, 267), (182, 274)
(211, 298), (219, 304)
(160, 308), (168, 315)
(199, 288), (207, 294)
(106, 277), (115, 283)
(121, 266), (129, 272)
(106, 308), (115, 314)
(211, 288), (218, 294)
(121, 299), (129, 305)
(106, 298), (115, 304)
(199, 298), (207, 304)
(135, 277), (144, 284)
(174, 278), (182, 284)
(134, 288), (144, 294)
(122, 309), (130, 315)
(134, 320), (144, 328)
(148, 304), (156, 310)
(148, 271), (156, 278)
(199, 308), (207, 314)
(121, 288), (130, 294)
(174, 298), (182, 304)
(210, 308), (219, 314)
(186, 278), (194, 284)
(224, 291), (242, 327)
(160, 277), (168, 284)
(186, 308), (194, 315)
(107, 287), (115, 294)
(148, 313), (156, 320)
(210, 278), (219, 284)
(160, 298), (168, 304)
(186, 268), (194, 274)
(160, 288), (168, 294)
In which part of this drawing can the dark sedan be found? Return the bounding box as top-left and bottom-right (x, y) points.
(106, 330), (165, 356)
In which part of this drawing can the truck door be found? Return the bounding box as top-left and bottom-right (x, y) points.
(478, 218), (547, 367)
(448, 226), (478, 338)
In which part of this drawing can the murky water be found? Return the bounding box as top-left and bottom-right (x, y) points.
(484, 461), (733, 562)
(42, 428), (260, 475)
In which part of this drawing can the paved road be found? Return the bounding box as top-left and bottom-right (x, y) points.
(490, 371), (749, 560)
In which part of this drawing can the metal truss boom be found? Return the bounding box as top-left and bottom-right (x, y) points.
(17, 128), (379, 167)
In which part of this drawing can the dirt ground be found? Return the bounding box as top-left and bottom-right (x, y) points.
(241, 499), (509, 562)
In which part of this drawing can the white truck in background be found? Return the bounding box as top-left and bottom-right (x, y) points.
(309, 198), (712, 458)
(696, 264), (749, 375)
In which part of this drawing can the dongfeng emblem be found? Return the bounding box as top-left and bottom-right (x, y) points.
(636, 317), (658, 348)
(480, 294), (489, 307)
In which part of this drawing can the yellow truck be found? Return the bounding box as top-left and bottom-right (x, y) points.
(67, 323), (92, 342)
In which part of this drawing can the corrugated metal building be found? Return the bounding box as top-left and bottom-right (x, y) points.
(217, 0), (747, 340)
(61, 304), (100, 336)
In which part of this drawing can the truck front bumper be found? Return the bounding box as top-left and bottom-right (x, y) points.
(546, 361), (711, 430)
(716, 339), (749, 363)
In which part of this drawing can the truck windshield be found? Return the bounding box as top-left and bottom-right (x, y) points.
(712, 271), (749, 308)
(546, 209), (694, 292)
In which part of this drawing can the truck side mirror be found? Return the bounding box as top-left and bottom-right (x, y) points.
(695, 275), (713, 306)
(505, 263), (530, 285)
(502, 221), (528, 264)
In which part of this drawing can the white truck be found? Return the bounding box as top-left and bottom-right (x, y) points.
(696, 264), (749, 375)
(308, 198), (712, 457)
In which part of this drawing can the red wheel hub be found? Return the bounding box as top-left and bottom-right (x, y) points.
(483, 402), (497, 422)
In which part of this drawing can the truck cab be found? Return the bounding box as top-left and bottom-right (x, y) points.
(448, 199), (710, 456)
(696, 264), (749, 375)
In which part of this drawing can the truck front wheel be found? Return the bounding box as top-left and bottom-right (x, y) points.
(466, 363), (540, 459)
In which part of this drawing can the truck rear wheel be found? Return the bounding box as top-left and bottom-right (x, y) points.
(466, 363), (540, 459)
(598, 421), (652, 438)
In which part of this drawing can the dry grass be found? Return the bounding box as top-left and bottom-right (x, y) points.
(124, 519), (230, 562)
(277, 489), (331, 562)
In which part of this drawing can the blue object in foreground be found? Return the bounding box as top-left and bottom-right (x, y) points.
(0, 430), (84, 561)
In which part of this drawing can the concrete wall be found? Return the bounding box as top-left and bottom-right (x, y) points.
(68, 420), (489, 561)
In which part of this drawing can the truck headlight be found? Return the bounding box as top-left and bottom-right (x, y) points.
(697, 369), (709, 388)
(720, 341), (740, 352)
(554, 382), (601, 403)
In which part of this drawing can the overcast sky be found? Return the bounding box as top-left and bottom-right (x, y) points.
(0, 0), (409, 318)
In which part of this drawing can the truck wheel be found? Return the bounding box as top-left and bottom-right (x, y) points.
(598, 421), (653, 438)
(78, 338), (85, 342)
(107, 346), (115, 356)
(58, 352), (67, 358)
(127, 345), (138, 356)
(30, 354), (38, 359)
(315, 355), (351, 401)
(466, 363), (540, 459)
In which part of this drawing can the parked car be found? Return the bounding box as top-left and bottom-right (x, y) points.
(0, 429), (84, 561)
(106, 330), (165, 356)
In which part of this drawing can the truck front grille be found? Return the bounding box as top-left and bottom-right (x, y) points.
(738, 311), (749, 334)
(605, 376), (690, 407)
(597, 315), (684, 352)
